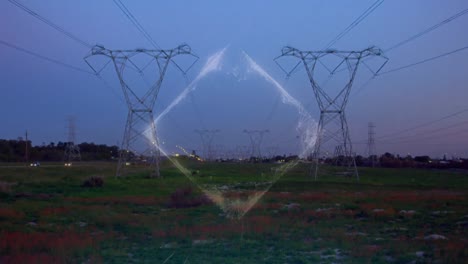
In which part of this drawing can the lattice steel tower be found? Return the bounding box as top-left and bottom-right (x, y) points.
(243, 129), (269, 159)
(275, 46), (388, 180)
(367, 122), (378, 167)
(195, 129), (220, 161)
(64, 116), (81, 163)
(84, 44), (197, 177)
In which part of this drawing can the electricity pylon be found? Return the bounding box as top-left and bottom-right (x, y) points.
(194, 129), (220, 161)
(243, 129), (269, 159)
(84, 44), (197, 177)
(275, 46), (388, 180)
(266, 145), (279, 159)
(367, 122), (378, 167)
(236, 145), (250, 161)
(64, 116), (81, 163)
(24, 130), (29, 163)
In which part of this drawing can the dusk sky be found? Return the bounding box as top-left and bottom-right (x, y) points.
(1, 0), (468, 158)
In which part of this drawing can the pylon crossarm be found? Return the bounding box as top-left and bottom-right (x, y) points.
(317, 59), (334, 74)
(330, 57), (347, 74)
(86, 44), (191, 59)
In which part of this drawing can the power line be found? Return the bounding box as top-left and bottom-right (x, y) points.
(351, 7), (468, 97)
(352, 43), (468, 97)
(95, 74), (126, 104)
(0, 38), (126, 104)
(351, 76), (375, 97)
(384, 8), (468, 52)
(377, 7), (468, 74)
(0, 39), (93, 74)
(379, 44), (468, 75)
(379, 120), (468, 143)
(324, 0), (385, 49)
(379, 128), (468, 145)
(354, 108), (468, 143)
(112, 0), (197, 76)
(7, 0), (92, 48)
(0, 39), (125, 103)
(112, 0), (160, 49)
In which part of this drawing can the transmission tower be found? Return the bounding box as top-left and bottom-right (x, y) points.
(84, 44), (197, 177)
(333, 145), (344, 166)
(243, 129), (269, 159)
(24, 130), (29, 163)
(235, 145), (250, 161)
(194, 129), (219, 161)
(367, 122), (378, 167)
(266, 145), (279, 159)
(64, 116), (81, 163)
(275, 46), (388, 180)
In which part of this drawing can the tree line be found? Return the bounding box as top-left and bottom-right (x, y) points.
(1, 138), (467, 170)
(354, 152), (468, 170)
(0, 139), (118, 162)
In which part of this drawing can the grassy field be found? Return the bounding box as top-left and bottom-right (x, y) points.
(0, 160), (467, 263)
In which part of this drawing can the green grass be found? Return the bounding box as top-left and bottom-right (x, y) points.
(0, 161), (467, 263)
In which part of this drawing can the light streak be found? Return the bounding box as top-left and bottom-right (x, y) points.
(145, 48), (320, 219)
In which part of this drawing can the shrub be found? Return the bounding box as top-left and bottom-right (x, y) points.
(0, 181), (16, 194)
(81, 176), (104, 188)
(167, 186), (211, 208)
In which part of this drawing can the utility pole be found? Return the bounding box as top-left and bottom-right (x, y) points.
(84, 44), (197, 177)
(275, 46), (388, 180)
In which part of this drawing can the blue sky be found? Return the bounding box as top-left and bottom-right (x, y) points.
(1, 0), (468, 158)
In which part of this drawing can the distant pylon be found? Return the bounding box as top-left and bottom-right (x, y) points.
(266, 145), (278, 159)
(243, 129), (269, 159)
(236, 145), (250, 161)
(195, 129), (220, 161)
(367, 122), (378, 167)
(64, 116), (81, 163)
(275, 46), (388, 180)
(24, 130), (29, 162)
